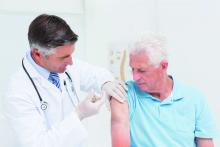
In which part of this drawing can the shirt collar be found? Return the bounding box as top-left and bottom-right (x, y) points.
(26, 51), (50, 79)
(170, 76), (184, 101)
(134, 76), (184, 104)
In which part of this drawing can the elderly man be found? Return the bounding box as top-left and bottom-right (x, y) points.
(111, 34), (217, 147)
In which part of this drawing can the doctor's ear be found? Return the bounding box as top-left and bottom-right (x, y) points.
(31, 48), (43, 60)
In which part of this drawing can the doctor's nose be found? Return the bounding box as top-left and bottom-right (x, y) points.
(64, 57), (73, 65)
(65, 56), (73, 65)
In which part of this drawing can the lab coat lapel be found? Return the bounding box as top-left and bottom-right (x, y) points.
(23, 56), (64, 125)
(23, 56), (61, 95)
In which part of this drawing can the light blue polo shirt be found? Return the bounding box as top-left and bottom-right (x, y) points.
(126, 78), (217, 147)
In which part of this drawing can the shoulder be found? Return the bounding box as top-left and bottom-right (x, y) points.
(7, 69), (29, 90)
(126, 80), (144, 97)
(5, 69), (35, 101)
(126, 81), (137, 90)
(125, 80), (139, 102)
(173, 79), (207, 105)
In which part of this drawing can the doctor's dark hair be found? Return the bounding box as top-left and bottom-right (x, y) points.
(28, 14), (78, 56)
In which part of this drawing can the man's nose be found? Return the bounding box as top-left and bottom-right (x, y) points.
(133, 72), (141, 81)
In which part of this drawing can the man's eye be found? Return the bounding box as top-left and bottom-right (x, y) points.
(139, 70), (146, 73)
(130, 68), (134, 72)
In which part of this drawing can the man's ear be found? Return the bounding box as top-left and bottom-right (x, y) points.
(160, 60), (168, 70)
(31, 48), (42, 61)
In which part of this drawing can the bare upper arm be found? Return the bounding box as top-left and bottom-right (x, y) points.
(110, 97), (129, 123)
(196, 138), (214, 147)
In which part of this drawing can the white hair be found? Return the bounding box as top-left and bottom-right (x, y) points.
(30, 44), (56, 57)
(129, 33), (168, 66)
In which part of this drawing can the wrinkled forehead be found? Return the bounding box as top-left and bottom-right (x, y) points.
(129, 53), (151, 67)
(129, 51), (149, 61)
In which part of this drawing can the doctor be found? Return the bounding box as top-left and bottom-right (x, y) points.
(4, 14), (127, 147)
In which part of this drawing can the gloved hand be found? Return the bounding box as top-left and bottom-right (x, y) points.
(102, 80), (128, 103)
(75, 93), (104, 120)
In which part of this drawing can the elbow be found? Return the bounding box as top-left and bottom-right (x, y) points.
(111, 120), (130, 147)
(110, 98), (130, 147)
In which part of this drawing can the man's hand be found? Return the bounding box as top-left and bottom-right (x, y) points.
(75, 93), (104, 120)
(102, 81), (128, 103)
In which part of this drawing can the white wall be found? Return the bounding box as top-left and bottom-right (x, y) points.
(84, 0), (158, 65)
(158, 0), (220, 145)
(0, 0), (219, 146)
(0, 0), (83, 14)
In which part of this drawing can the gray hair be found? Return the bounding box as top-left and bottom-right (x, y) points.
(30, 44), (56, 57)
(129, 33), (168, 66)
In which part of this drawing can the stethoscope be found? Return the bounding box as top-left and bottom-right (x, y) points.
(22, 58), (79, 111)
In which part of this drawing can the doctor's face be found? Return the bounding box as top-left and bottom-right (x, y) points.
(42, 44), (74, 73)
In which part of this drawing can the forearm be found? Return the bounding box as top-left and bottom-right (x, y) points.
(111, 121), (130, 147)
(110, 98), (130, 147)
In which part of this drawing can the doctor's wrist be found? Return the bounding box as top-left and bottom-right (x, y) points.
(101, 81), (111, 90)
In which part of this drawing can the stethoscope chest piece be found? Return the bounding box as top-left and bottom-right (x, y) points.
(41, 101), (48, 111)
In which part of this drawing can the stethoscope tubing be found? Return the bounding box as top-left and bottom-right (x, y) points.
(22, 58), (43, 102)
(22, 58), (77, 111)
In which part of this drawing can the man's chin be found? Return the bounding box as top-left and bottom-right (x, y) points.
(137, 84), (145, 90)
(138, 85), (150, 92)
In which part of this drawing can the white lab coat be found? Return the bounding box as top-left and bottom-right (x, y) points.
(3, 56), (114, 147)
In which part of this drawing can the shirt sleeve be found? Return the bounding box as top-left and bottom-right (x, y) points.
(73, 59), (114, 93)
(126, 81), (137, 121)
(194, 92), (218, 138)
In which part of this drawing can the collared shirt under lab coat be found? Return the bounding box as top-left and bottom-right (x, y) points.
(4, 54), (114, 147)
